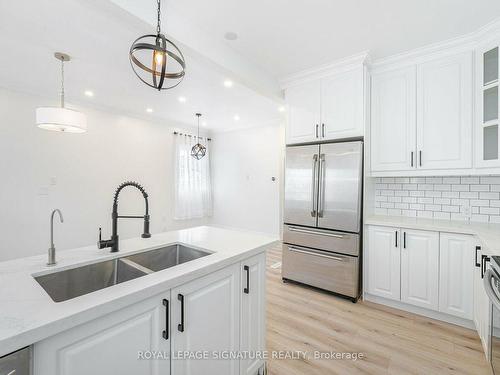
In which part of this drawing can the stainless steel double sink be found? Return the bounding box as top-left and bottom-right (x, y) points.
(34, 244), (210, 302)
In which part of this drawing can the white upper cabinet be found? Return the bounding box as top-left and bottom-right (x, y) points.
(321, 67), (364, 140)
(370, 67), (416, 172)
(400, 229), (439, 311)
(476, 40), (500, 168)
(285, 80), (321, 144)
(284, 62), (365, 144)
(417, 52), (473, 169)
(370, 50), (474, 174)
(439, 233), (474, 320)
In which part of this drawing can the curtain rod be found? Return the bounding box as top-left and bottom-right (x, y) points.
(173, 131), (212, 141)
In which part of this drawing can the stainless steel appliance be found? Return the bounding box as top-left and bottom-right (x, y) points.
(484, 256), (500, 373)
(0, 347), (31, 375)
(282, 141), (363, 301)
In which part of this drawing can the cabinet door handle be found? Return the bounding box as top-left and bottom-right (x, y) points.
(315, 124), (319, 138)
(321, 123), (325, 138)
(482, 255), (490, 279)
(403, 231), (406, 249)
(244, 265), (250, 294)
(177, 294), (185, 332)
(475, 246), (481, 267)
(162, 299), (169, 340)
(419, 151), (422, 167)
(411, 152), (414, 167)
(395, 231), (398, 248)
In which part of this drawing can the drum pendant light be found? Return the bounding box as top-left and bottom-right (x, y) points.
(129, 0), (186, 91)
(191, 113), (206, 160)
(36, 53), (87, 133)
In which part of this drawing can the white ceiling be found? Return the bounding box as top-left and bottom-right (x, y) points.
(169, 0), (500, 78)
(0, 0), (283, 132)
(2, 1), (500, 132)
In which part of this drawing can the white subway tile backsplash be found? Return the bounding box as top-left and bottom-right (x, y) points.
(461, 177), (480, 184)
(443, 177), (460, 184)
(480, 192), (500, 200)
(373, 175), (500, 223)
(480, 207), (500, 215)
(433, 212), (451, 220)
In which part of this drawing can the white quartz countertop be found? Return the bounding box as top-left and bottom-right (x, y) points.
(0, 226), (277, 357)
(365, 215), (500, 255)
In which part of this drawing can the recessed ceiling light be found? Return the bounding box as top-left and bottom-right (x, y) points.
(233, 115), (240, 121)
(84, 90), (94, 97)
(223, 80), (233, 88)
(278, 106), (286, 112)
(146, 108), (153, 113)
(178, 96), (187, 103)
(224, 32), (238, 41)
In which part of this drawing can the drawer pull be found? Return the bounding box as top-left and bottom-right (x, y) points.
(288, 226), (344, 238)
(288, 246), (345, 261)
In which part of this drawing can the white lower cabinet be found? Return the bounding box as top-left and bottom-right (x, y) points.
(34, 253), (267, 375)
(366, 225), (401, 300)
(400, 229), (439, 310)
(171, 264), (240, 375)
(439, 233), (474, 319)
(34, 294), (171, 375)
(240, 253), (266, 375)
(366, 225), (475, 319)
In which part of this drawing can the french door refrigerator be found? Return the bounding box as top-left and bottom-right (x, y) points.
(282, 140), (363, 301)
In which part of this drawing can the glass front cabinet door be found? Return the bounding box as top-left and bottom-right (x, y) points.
(476, 41), (500, 167)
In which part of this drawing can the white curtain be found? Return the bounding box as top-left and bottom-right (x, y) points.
(174, 134), (213, 220)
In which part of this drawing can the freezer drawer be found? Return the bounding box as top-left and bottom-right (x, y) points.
(0, 347), (31, 375)
(283, 225), (359, 256)
(282, 244), (359, 298)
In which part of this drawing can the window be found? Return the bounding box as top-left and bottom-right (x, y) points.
(174, 134), (212, 219)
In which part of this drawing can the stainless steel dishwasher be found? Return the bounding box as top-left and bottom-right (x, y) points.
(0, 347), (31, 375)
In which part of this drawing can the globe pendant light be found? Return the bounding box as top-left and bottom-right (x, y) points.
(36, 53), (87, 133)
(129, 0), (186, 91)
(191, 113), (206, 160)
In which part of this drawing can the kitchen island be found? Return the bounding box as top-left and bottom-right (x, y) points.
(0, 226), (277, 375)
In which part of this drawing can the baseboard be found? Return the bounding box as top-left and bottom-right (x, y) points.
(363, 293), (475, 330)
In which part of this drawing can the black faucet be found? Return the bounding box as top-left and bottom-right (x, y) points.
(98, 181), (151, 252)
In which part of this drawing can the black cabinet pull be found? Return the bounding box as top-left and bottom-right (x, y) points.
(475, 246), (481, 267)
(481, 255), (490, 279)
(244, 265), (250, 294)
(321, 123), (325, 138)
(177, 294), (185, 332)
(395, 231), (398, 248)
(403, 231), (406, 249)
(315, 124), (319, 138)
(419, 151), (422, 167)
(411, 152), (414, 167)
(162, 299), (169, 340)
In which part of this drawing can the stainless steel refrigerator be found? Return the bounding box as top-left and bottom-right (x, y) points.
(282, 140), (363, 301)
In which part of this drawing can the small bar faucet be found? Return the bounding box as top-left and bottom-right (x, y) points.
(48, 209), (64, 266)
(98, 181), (151, 252)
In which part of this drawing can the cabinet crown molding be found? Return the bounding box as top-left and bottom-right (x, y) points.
(280, 51), (370, 89)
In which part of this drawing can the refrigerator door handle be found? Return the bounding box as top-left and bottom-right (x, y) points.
(318, 153), (326, 218)
(311, 154), (318, 217)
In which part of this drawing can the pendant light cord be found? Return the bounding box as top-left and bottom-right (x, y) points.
(60, 57), (65, 108)
(156, 0), (161, 36)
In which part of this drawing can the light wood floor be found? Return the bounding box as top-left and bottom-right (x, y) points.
(265, 243), (492, 375)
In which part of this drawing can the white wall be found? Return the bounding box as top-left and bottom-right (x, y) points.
(0, 88), (208, 261)
(210, 124), (285, 237)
